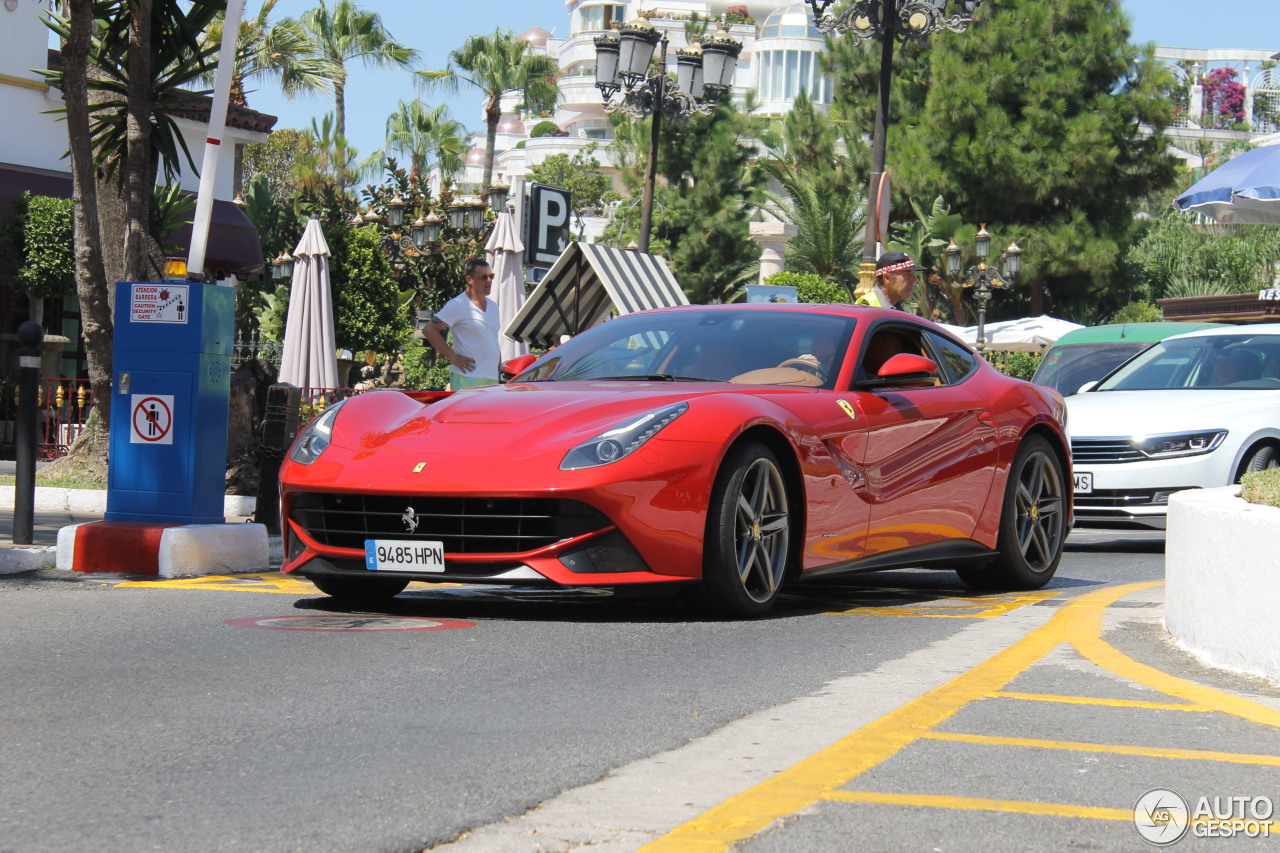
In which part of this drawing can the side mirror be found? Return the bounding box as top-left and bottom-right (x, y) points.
(857, 353), (939, 389)
(500, 353), (539, 383)
(1076, 381), (1097, 394)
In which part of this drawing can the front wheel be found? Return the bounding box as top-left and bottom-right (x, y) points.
(696, 441), (794, 617)
(1239, 444), (1279, 480)
(958, 435), (1066, 591)
(308, 574), (409, 602)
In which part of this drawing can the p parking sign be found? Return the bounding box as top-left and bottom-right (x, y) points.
(526, 182), (571, 267)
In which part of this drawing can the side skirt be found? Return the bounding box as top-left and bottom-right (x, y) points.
(798, 540), (997, 582)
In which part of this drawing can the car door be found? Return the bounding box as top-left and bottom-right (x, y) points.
(847, 323), (999, 551)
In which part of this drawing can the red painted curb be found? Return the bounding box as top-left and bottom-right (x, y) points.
(70, 521), (181, 575)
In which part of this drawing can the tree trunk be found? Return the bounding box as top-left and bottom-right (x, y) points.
(26, 291), (44, 326)
(62, 0), (113, 432)
(122, 0), (154, 283)
(334, 74), (347, 192)
(1029, 276), (1044, 316)
(483, 93), (501, 195)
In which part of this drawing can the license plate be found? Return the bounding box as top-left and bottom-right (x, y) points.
(365, 540), (446, 573)
(1073, 472), (1093, 494)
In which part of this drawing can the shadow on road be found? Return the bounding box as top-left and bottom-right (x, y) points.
(291, 567), (1102, 624)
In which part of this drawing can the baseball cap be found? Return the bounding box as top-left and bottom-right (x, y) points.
(875, 251), (926, 274)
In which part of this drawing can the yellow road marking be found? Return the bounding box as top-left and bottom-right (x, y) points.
(919, 731), (1280, 766)
(820, 790), (1132, 821)
(826, 589), (1060, 619)
(990, 691), (1209, 712)
(116, 573), (463, 594)
(640, 580), (1280, 853)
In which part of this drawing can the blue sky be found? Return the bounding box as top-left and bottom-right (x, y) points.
(247, 0), (1280, 165)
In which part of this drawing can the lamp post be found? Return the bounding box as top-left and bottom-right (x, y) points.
(804, 0), (984, 294)
(595, 18), (742, 253)
(943, 224), (1023, 351)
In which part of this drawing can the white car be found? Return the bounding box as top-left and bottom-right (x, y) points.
(1067, 324), (1280, 528)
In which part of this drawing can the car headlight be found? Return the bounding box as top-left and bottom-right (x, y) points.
(1134, 430), (1227, 459)
(560, 402), (688, 470)
(289, 402), (345, 465)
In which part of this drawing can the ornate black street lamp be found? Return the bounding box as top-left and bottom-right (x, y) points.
(595, 18), (742, 253)
(943, 224), (1023, 351)
(804, 0), (984, 293)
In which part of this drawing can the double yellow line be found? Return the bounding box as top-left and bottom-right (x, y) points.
(642, 581), (1280, 851)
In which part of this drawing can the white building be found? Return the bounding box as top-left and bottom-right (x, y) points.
(456, 1), (830, 255)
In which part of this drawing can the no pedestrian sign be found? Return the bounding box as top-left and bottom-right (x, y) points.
(131, 394), (174, 445)
(131, 283), (189, 324)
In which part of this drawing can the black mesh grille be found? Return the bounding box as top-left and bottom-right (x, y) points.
(1070, 438), (1144, 464)
(1074, 487), (1195, 509)
(290, 493), (610, 554)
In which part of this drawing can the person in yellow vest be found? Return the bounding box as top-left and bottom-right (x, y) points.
(856, 251), (926, 311)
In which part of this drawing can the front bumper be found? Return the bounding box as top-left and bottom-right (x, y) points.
(280, 489), (703, 588)
(1070, 443), (1237, 529)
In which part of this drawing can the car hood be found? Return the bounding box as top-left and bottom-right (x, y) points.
(1067, 389), (1280, 437)
(329, 381), (806, 455)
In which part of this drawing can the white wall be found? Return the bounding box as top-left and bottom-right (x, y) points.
(1166, 486), (1280, 684)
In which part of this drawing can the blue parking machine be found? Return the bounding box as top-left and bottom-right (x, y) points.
(105, 281), (235, 524)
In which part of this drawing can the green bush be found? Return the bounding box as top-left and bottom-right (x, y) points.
(1109, 301), (1163, 324)
(990, 351), (1041, 381)
(764, 271), (847, 304)
(400, 337), (452, 391)
(1241, 467), (1280, 508)
(530, 120), (561, 138)
(330, 226), (412, 353)
(3, 193), (75, 302)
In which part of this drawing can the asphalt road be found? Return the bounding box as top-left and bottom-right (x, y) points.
(2, 528), (1277, 853)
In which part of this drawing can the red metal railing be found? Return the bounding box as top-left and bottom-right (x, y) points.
(0, 378), (95, 460)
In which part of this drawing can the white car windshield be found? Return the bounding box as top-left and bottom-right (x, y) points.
(1095, 334), (1280, 391)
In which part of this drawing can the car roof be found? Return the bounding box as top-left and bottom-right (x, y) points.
(1162, 322), (1280, 341)
(1048, 322), (1224, 347)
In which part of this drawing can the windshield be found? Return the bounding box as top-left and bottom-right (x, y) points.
(514, 309), (857, 389)
(1033, 341), (1150, 395)
(1095, 334), (1280, 391)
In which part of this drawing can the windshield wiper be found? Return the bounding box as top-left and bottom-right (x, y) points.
(592, 374), (710, 382)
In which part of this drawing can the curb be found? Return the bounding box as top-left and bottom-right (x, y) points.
(0, 546), (57, 575)
(0, 487), (257, 516)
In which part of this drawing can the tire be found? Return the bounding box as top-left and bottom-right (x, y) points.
(308, 574), (409, 601)
(1239, 444), (1279, 480)
(696, 441), (794, 617)
(958, 435), (1066, 591)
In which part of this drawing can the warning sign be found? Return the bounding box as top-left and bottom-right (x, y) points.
(130, 284), (189, 324)
(131, 394), (174, 445)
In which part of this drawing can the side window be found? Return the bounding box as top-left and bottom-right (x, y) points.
(858, 325), (926, 380)
(925, 331), (979, 385)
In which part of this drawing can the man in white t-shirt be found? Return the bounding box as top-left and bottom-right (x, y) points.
(420, 257), (501, 388)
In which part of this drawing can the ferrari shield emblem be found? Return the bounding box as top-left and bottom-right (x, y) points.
(413, 462), (426, 473)
(837, 399), (857, 420)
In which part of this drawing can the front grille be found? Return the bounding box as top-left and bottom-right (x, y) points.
(290, 493), (610, 553)
(1075, 489), (1164, 508)
(1071, 438), (1144, 464)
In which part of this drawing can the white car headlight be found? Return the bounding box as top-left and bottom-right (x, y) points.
(289, 402), (345, 465)
(1134, 430), (1227, 459)
(561, 402), (688, 470)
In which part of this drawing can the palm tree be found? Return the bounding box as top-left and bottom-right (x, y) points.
(202, 0), (340, 195)
(419, 28), (559, 194)
(201, 0), (337, 104)
(301, 0), (417, 145)
(381, 100), (467, 182)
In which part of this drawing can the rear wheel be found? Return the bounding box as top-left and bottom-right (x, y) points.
(697, 442), (793, 617)
(1239, 444), (1279, 480)
(308, 574), (409, 602)
(958, 436), (1065, 591)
